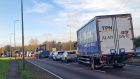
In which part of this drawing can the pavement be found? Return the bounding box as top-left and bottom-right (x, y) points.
(6, 60), (20, 79)
(26, 58), (140, 79)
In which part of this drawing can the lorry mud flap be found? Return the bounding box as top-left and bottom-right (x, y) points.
(110, 54), (116, 63)
(110, 54), (126, 64)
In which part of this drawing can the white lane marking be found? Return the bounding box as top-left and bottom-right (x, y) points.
(65, 64), (70, 65)
(95, 70), (106, 73)
(38, 59), (106, 73)
(26, 60), (63, 79)
(37, 59), (106, 73)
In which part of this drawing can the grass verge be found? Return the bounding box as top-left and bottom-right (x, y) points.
(16, 59), (35, 79)
(0, 57), (10, 79)
(128, 61), (140, 66)
(16, 59), (53, 79)
(127, 57), (140, 66)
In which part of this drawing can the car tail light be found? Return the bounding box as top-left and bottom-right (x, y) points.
(100, 55), (108, 62)
(127, 56), (132, 61)
(102, 55), (108, 59)
(100, 60), (106, 64)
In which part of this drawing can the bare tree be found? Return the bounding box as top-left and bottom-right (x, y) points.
(40, 40), (77, 51)
(4, 45), (11, 52)
(28, 38), (39, 51)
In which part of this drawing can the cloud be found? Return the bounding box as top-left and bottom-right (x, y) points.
(31, 0), (140, 43)
(54, 0), (122, 12)
(27, 0), (52, 14)
(53, 0), (121, 26)
(40, 0), (140, 29)
(53, 0), (140, 15)
(52, 31), (77, 42)
(56, 0), (140, 38)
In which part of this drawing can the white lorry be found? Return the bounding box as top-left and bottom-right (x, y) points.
(77, 14), (135, 69)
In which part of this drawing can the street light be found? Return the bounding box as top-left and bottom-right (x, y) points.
(21, 0), (25, 70)
(14, 20), (20, 59)
(67, 24), (71, 51)
(10, 33), (13, 58)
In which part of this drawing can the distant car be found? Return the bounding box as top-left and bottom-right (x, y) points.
(56, 51), (64, 60)
(31, 51), (35, 57)
(52, 51), (64, 60)
(39, 50), (50, 58)
(61, 51), (77, 62)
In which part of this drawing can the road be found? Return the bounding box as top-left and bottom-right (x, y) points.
(26, 58), (140, 79)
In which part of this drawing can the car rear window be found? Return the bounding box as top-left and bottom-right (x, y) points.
(68, 52), (76, 54)
(58, 52), (64, 54)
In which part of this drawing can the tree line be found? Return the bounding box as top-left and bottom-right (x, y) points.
(0, 38), (77, 55)
(134, 36), (140, 48)
(1, 35), (140, 55)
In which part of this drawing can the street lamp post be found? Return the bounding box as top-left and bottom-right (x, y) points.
(21, 0), (25, 70)
(14, 20), (20, 59)
(10, 33), (12, 58)
(67, 25), (71, 51)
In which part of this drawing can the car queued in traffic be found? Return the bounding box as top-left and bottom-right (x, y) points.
(34, 49), (78, 63)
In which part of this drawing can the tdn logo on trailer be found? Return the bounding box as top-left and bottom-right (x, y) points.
(102, 26), (112, 32)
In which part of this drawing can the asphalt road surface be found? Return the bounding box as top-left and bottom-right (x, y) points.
(26, 58), (140, 79)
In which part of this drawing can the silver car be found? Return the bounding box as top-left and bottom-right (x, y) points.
(52, 51), (64, 60)
(61, 51), (77, 62)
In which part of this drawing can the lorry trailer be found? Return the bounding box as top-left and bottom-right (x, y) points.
(77, 14), (135, 69)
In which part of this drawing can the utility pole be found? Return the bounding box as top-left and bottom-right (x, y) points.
(21, 0), (25, 70)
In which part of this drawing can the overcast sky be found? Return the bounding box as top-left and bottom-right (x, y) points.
(0, 0), (140, 46)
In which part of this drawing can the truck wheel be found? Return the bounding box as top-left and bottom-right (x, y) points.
(65, 58), (68, 63)
(91, 59), (96, 69)
(113, 64), (124, 69)
(78, 60), (82, 64)
(53, 57), (56, 61)
(61, 59), (63, 62)
(118, 66), (123, 68)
